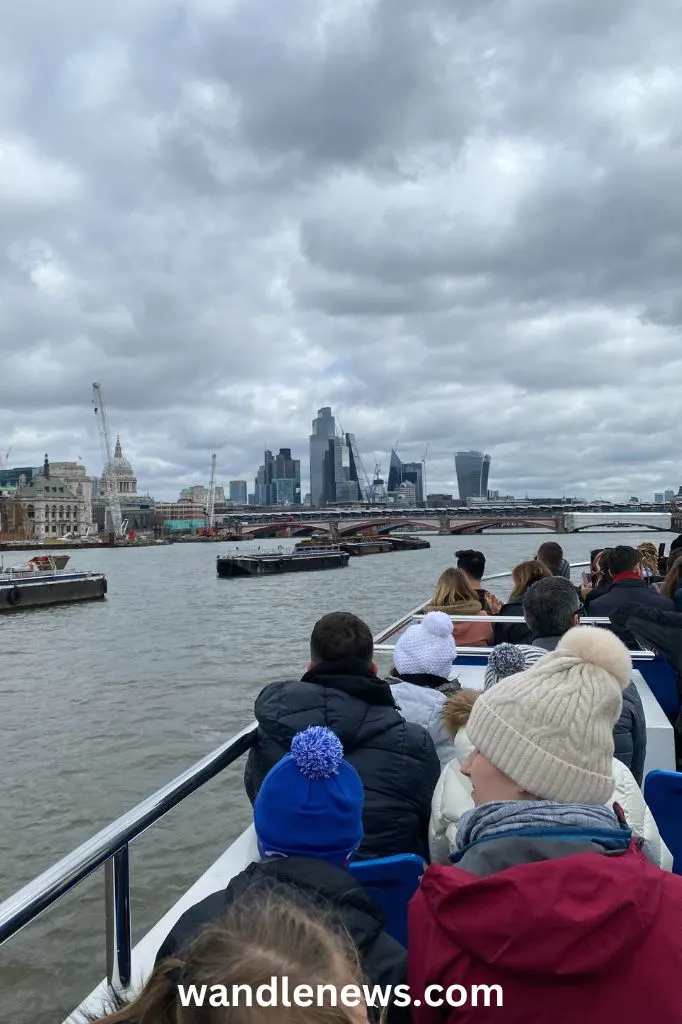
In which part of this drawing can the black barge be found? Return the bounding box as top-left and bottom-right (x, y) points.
(217, 549), (350, 577)
(0, 556), (107, 612)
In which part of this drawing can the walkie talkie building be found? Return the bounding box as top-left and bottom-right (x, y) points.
(455, 451), (491, 500)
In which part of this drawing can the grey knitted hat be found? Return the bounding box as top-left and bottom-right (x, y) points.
(483, 643), (527, 690)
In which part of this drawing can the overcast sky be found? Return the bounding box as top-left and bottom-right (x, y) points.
(1, 0), (681, 501)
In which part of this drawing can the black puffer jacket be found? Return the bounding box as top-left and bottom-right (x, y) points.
(493, 598), (534, 645)
(613, 680), (647, 786)
(244, 658), (441, 861)
(587, 579), (675, 647)
(156, 857), (409, 1023)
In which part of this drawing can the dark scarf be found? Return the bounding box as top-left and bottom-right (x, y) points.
(392, 671), (451, 691)
(301, 658), (397, 707)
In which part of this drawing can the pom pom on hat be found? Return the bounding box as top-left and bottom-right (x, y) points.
(254, 726), (364, 864)
(557, 626), (631, 690)
(290, 726), (344, 779)
(394, 611), (457, 680)
(483, 643), (527, 690)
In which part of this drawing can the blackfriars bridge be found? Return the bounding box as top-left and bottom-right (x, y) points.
(226, 511), (678, 540)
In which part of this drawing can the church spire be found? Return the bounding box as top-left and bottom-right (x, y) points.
(43, 453), (49, 479)
(114, 435), (122, 458)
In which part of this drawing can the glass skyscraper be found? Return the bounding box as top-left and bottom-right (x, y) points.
(309, 407), (337, 507)
(455, 451), (491, 500)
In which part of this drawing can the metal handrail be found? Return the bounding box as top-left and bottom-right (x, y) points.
(0, 721), (258, 987)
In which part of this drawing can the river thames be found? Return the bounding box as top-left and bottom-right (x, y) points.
(0, 529), (678, 1023)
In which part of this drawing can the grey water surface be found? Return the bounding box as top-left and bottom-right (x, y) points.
(0, 529), (676, 1023)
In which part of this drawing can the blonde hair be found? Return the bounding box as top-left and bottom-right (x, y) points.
(508, 560), (550, 599)
(86, 893), (369, 1024)
(431, 567), (479, 607)
(637, 543), (659, 576)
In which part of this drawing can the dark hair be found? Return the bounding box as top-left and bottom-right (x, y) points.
(310, 612), (373, 665)
(606, 545), (640, 576)
(659, 552), (682, 599)
(536, 541), (564, 571)
(83, 892), (366, 1024)
(522, 576), (581, 637)
(455, 549), (485, 579)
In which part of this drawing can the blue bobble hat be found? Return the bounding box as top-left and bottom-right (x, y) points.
(254, 726), (364, 866)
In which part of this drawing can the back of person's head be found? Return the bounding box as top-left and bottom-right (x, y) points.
(432, 567), (478, 606)
(254, 726), (364, 867)
(660, 551), (682, 599)
(637, 542), (659, 575)
(310, 612), (373, 667)
(509, 559), (550, 599)
(522, 576), (581, 638)
(606, 545), (640, 576)
(87, 892), (368, 1023)
(392, 610), (456, 682)
(455, 549), (485, 581)
(483, 643), (528, 689)
(535, 541), (565, 574)
(463, 627), (632, 805)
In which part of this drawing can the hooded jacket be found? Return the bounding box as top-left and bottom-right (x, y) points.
(389, 674), (457, 768)
(244, 658), (441, 860)
(409, 841), (682, 1024)
(157, 857), (408, 1023)
(422, 601), (493, 648)
(427, 689), (671, 869)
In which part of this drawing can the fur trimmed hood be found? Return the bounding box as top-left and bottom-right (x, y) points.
(442, 688), (480, 737)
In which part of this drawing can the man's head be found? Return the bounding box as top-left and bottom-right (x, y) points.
(309, 612), (374, 668)
(455, 549), (485, 583)
(536, 541), (565, 575)
(522, 576), (581, 638)
(606, 545), (641, 577)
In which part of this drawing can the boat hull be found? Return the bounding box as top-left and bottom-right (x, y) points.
(341, 541), (393, 556)
(387, 536), (431, 551)
(216, 551), (350, 577)
(0, 574), (107, 612)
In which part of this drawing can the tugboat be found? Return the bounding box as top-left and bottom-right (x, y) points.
(217, 548), (350, 577)
(0, 554), (107, 611)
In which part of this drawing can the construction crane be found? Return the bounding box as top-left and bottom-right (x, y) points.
(92, 383), (124, 538)
(206, 453), (217, 531)
(0, 446), (11, 470)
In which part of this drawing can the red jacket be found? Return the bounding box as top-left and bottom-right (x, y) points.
(408, 843), (682, 1023)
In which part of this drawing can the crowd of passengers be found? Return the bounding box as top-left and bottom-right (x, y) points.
(91, 539), (682, 1024)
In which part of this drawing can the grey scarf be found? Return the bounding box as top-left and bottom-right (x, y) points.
(455, 800), (632, 855)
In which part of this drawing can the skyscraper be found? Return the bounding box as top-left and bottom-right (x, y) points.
(309, 407), (336, 507)
(455, 451), (491, 500)
(254, 448), (301, 505)
(229, 480), (247, 504)
(323, 435), (361, 504)
(386, 449), (423, 503)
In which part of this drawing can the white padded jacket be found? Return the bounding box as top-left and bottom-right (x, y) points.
(429, 748), (673, 870)
(390, 679), (457, 768)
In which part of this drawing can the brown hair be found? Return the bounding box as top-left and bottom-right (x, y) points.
(659, 550), (682, 600)
(310, 612), (373, 666)
(536, 541), (564, 571)
(637, 542), (659, 576)
(431, 567), (479, 607)
(509, 560), (550, 599)
(86, 893), (368, 1024)
(592, 548), (613, 588)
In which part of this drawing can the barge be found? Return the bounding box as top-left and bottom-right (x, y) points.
(340, 539), (393, 556)
(216, 549), (350, 577)
(0, 555), (107, 612)
(387, 535), (431, 551)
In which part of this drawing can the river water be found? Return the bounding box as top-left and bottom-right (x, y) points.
(0, 529), (678, 1022)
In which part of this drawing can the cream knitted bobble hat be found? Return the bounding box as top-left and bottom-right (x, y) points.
(466, 626), (632, 805)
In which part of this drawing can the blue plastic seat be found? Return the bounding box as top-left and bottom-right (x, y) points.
(347, 854), (425, 946)
(643, 770), (682, 873)
(637, 654), (681, 720)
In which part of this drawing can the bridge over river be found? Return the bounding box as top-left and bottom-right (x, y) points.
(230, 510), (676, 540)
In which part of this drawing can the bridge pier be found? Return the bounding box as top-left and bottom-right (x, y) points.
(554, 515), (566, 534)
(439, 518), (452, 535)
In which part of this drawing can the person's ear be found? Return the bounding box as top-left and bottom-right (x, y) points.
(371, 660), (378, 675)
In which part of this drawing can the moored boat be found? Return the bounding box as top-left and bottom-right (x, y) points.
(387, 534), (431, 551)
(0, 555), (107, 612)
(216, 549), (350, 577)
(340, 539), (393, 556)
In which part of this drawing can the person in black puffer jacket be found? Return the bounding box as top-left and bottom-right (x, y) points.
(494, 560), (550, 645)
(244, 612), (441, 861)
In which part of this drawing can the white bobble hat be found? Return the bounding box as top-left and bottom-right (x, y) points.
(394, 611), (457, 680)
(467, 626), (632, 805)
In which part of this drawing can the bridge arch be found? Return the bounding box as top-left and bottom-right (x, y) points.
(449, 517), (559, 534)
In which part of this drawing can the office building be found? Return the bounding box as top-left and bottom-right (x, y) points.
(309, 407), (337, 507)
(229, 480), (248, 504)
(664, 489), (675, 503)
(386, 449), (424, 503)
(455, 450), (491, 501)
(323, 435), (361, 504)
(254, 448), (301, 506)
(654, 492), (665, 504)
